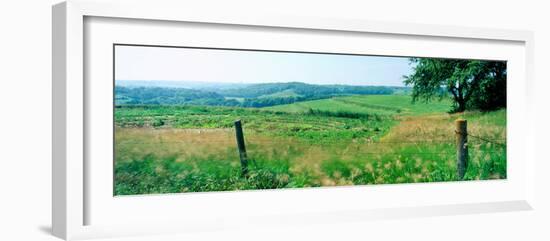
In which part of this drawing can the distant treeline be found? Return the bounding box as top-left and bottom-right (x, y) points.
(115, 82), (398, 108)
(216, 82), (394, 98)
(115, 86), (230, 105)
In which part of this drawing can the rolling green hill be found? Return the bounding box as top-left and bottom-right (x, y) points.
(265, 95), (453, 116)
(258, 89), (302, 99)
(216, 82), (395, 98)
(115, 82), (405, 108)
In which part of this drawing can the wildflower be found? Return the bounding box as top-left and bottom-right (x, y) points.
(364, 163), (374, 173)
(413, 174), (423, 182)
(351, 167), (362, 179)
(321, 178), (336, 186)
(395, 159), (403, 169)
(277, 174), (290, 183)
(415, 158), (422, 168)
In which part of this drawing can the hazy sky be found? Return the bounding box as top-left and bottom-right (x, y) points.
(115, 45), (414, 87)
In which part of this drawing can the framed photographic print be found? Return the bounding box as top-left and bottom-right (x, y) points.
(52, 0), (535, 240)
(112, 44), (507, 194)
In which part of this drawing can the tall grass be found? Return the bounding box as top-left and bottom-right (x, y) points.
(114, 95), (506, 195)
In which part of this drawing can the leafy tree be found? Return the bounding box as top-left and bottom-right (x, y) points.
(404, 58), (506, 112)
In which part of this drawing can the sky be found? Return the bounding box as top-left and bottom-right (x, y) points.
(115, 45), (414, 87)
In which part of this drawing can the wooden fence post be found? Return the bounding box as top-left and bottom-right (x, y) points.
(455, 119), (468, 180)
(234, 120), (248, 177)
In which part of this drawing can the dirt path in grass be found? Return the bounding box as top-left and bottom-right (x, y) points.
(379, 110), (507, 145)
(379, 113), (456, 143)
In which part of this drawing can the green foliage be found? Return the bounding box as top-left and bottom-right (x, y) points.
(466, 62), (507, 111)
(115, 86), (239, 106)
(115, 128), (506, 195)
(115, 82), (398, 108)
(306, 108), (381, 120)
(267, 95), (452, 116)
(216, 82), (394, 98)
(404, 58), (506, 112)
(151, 118), (165, 127)
(114, 95), (506, 195)
(115, 154), (296, 195)
(115, 104), (392, 142)
(258, 89), (301, 98)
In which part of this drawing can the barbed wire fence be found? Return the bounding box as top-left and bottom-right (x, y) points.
(466, 133), (507, 147)
(116, 118), (506, 179)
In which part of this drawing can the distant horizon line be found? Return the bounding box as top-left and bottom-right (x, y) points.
(115, 79), (409, 88)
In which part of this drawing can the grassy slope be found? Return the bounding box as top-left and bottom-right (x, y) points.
(114, 95), (506, 195)
(265, 95), (452, 115)
(258, 89), (302, 99)
(115, 105), (393, 141)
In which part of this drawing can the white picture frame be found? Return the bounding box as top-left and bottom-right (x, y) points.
(52, 1), (535, 240)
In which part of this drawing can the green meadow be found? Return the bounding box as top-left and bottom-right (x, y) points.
(114, 94), (506, 195)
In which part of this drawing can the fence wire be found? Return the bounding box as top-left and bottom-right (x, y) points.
(455, 130), (507, 147)
(115, 137), (505, 146)
(115, 138), (505, 157)
(466, 134), (506, 147)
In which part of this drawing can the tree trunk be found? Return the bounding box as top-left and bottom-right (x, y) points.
(451, 91), (466, 113)
(456, 98), (466, 112)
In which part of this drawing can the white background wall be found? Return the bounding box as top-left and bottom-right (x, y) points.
(0, 0), (548, 240)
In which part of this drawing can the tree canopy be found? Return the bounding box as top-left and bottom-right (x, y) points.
(404, 58), (506, 112)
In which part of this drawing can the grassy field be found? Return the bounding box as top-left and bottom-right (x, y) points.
(114, 95), (506, 195)
(265, 95), (453, 115)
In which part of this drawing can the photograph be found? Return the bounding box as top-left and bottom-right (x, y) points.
(113, 45), (507, 195)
